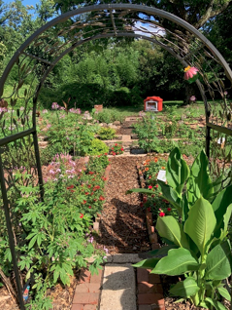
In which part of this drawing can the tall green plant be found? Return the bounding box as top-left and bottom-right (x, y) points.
(128, 148), (232, 309)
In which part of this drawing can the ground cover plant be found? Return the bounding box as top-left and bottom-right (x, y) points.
(109, 143), (124, 156)
(0, 152), (109, 309)
(128, 148), (232, 309)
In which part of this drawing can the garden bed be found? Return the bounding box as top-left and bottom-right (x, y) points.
(136, 154), (231, 310)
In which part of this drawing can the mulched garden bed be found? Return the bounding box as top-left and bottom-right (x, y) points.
(96, 156), (151, 253)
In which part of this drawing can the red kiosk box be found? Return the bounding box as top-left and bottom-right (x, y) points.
(144, 96), (163, 112)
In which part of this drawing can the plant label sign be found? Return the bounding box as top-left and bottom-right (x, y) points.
(157, 169), (166, 182)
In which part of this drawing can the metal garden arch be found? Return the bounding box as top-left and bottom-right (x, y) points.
(0, 4), (231, 309)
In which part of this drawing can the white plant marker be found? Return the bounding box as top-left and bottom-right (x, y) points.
(157, 169), (166, 183)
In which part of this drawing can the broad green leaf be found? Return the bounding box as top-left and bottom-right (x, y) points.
(169, 277), (200, 297)
(166, 147), (189, 195)
(205, 241), (232, 280)
(152, 248), (199, 276)
(156, 216), (189, 249)
(220, 204), (232, 240)
(205, 297), (227, 310)
(133, 258), (159, 269)
(184, 196), (216, 256)
(212, 185), (232, 238)
(189, 150), (213, 200)
(217, 287), (231, 301)
(186, 175), (200, 206)
(157, 181), (182, 215)
(147, 245), (178, 257)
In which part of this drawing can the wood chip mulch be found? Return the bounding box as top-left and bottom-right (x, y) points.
(96, 156), (151, 254)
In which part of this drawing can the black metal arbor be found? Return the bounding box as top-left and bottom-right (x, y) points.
(0, 4), (231, 309)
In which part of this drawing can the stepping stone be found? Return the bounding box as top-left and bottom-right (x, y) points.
(100, 264), (136, 310)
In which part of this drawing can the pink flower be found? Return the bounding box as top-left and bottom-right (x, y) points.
(184, 66), (198, 81)
(159, 211), (165, 217)
(190, 95), (196, 102)
(52, 102), (60, 110)
(148, 185), (153, 189)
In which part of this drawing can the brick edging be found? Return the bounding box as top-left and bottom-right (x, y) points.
(137, 162), (165, 310)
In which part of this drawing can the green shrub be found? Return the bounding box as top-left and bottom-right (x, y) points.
(87, 139), (109, 156)
(98, 127), (116, 140)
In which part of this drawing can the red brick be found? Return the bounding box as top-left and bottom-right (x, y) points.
(148, 273), (161, 284)
(87, 283), (101, 293)
(137, 293), (164, 305)
(71, 304), (84, 310)
(75, 283), (89, 293)
(90, 269), (103, 283)
(79, 269), (91, 284)
(83, 305), (97, 310)
(138, 282), (163, 294)
(73, 293), (99, 304)
(137, 268), (150, 283)
(151, 306), (165, 310)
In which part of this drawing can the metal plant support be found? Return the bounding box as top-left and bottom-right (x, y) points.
(0, 4), (231, 309)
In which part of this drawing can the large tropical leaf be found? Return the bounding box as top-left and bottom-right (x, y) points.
(205, 241), (232, 280)
(212, 185), (232, 238)
(184, 196), (216, 256)
(133, 257), (159, 269)
(205, 297), (227, 310)
(157, 181), (182, 215)
(156, 216), (189, 249)
(169, 277), (200, 297)
(188, 150), (213, 200)
(151, 248), (199, 276)
(166, 147), (189, 195)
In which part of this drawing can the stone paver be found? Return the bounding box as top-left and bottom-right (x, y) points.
(100, 263), (136, 310)
(106, 253), (141, 264)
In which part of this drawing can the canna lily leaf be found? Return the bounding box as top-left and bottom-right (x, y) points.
(157, 181), (182, 215)
(169, 277), (200, 297)
(156, 216), (189, 249)
(133, 258), (159, 269)
(212, 185), (232, 238)
(217, 287), (231, 301)
(184, 196), (216, 256)
(205, 240), (232, 280)
(151, 248), (199, 276)
(166, 147), (189, 195)
(205, 297), (227, 310)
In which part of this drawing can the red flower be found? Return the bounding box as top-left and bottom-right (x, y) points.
(85, 192), (89, 195)
(120, 148), (124, 151)
(94, 199), (97, 201)
(88, 206), (92, 209)
(83, 200), (87, 204)
(167, 207), (172, 212)
(99, 196), (105, 201)
(67, 185), (74, 190)
(112, 152), (116, 156)
(115, 143), (118, 146)
(70, 190), (75, 193)
(154, 158), (158, 163)
(102, 177), (107, 181)
(155, 184), (159, 188)
(89, 171), (94, 175)
(88, 185), (91, 188)
(80, 213), (84, 219)
(111, 147), (114, 150)
(140, 202), (144, 207)
(159, 211), (165, 217)
(105, 153), (108, 155)
(147, 207), (151, 212)
(148, 185), (153, 189)
(143, 197), (147, 203)
(162, 199), (169, 204)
